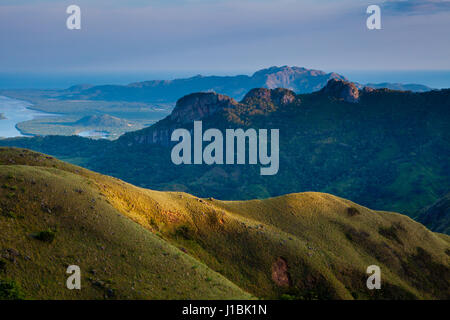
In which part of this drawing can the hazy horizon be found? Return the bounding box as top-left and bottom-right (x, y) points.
(2, 1), (450, 89)
(1, 0), (450, 76)
(1, 68), (450, 90)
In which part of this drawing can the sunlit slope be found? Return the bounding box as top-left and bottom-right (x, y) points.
(1, 148), (449, 300)
(216, 194), (450, 299)
(0, 148), (252, 300)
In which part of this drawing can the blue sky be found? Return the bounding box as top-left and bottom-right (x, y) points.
(1, 0), (449, 74)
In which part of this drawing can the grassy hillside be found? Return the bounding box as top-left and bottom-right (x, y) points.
(0, 147), (449, 300)
(0, 148), (252, 300)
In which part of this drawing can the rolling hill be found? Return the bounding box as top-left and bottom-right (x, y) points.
(0, 147), (449, 300)
(0, 148), (252, 300)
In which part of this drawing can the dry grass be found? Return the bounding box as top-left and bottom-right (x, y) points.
(0, 147), (449, 300)
(0, 148), (252, 300)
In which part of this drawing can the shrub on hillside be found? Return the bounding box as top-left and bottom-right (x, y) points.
(0, 279), (25, 300)
(33, 229), (56, 243)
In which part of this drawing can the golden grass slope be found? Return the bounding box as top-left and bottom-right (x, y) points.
(0, 149), (252, 300)
(0, 147), (449, 300)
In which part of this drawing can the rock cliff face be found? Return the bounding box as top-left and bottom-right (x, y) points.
(123, 92), (240, 146)
(251, 66), (347, 93)
(120, 87), (301, 146)
(130, 127), (173, 146)
(121, 80), (366, 146)
(170, 92), (239, 124)
(320, 79), (360, 103)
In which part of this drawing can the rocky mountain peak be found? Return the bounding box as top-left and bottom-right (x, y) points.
(321, 79), (360, 103)
(170, 92), (238, 123)
(251, 66), (348, 93)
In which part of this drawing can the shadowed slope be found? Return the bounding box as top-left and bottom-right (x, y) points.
(417, 193), (450, 235)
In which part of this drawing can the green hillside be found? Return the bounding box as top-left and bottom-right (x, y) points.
(1, 148), (449, 300)
(0, 148), (252, 300)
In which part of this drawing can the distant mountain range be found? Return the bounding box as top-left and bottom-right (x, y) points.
(3, 79), (448, 229)
(59, 66), (432, 103)
(0, 66), (434, 139)
(366, 82), (431, 92)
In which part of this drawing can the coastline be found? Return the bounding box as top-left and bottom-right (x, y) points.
(0, 93), (66, 115)
(0, 95), (59, 138)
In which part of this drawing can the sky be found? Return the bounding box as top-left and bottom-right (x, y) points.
(0, 0), (449, 76)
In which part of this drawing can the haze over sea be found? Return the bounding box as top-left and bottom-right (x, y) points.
(1, 70), (449, 90)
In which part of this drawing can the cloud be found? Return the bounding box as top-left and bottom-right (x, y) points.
(383, 0), (450, 15)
